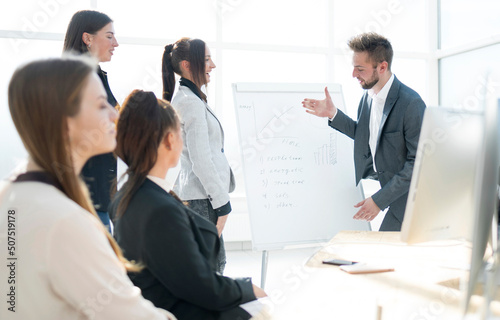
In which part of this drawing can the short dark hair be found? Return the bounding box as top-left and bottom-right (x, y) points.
(348, 33), (393, 70)
(63, 10), (113, 54)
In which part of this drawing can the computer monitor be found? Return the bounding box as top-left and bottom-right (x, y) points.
(401, 106), (485, 244)
(400, 96), (500, 315)
(465, 95), (499, 314)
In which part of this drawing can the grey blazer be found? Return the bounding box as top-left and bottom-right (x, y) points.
(329, 75), (426, 229)
(172, 85), (235, 209)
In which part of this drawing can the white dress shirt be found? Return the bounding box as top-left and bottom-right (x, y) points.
(368, 73), (395, 172)
(147, 175), (171, 193)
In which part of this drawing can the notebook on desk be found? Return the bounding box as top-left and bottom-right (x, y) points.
(340, 263), (394, 274)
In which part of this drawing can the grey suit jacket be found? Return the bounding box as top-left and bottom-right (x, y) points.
(172, 85), (235, 209)
(329, 75), (426, 223)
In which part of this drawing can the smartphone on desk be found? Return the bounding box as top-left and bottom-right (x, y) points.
(322, 258), (357, 266)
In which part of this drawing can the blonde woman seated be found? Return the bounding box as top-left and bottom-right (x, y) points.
(109, 90), (266, 320)
(0, 57), (174, 320)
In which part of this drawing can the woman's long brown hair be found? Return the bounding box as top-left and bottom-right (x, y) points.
(8, 57), (139, 272)
(114, 90), (180, 218)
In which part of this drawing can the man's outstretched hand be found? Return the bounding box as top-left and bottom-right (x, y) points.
(302, 87), (337, 119)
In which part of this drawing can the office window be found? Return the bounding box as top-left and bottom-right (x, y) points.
(439, 44), (500, 108)
(438, 0), (500, 109)
(0, 0), (90, 32)
(333, 0), (430, 53)
(97, 0), (217, 41)
(221, 0), (329, 47)
(440, 0), (500, 50)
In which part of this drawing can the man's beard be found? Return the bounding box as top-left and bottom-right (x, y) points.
(360, 69), (379, 89)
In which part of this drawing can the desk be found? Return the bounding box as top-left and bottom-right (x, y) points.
(260, 231), (500, 320)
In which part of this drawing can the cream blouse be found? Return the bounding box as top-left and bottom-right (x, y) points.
(0, 179), (175, 320)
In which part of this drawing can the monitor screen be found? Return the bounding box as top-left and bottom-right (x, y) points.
(400, 95), (500, 315)
(401, 106), (484, 244)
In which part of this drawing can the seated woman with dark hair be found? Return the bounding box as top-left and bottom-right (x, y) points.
(109, 90), (266, 320)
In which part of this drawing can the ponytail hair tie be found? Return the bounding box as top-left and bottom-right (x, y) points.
(164, 43), (174, 54)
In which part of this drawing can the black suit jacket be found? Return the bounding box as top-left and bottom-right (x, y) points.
(81, 67), (118, 213)
(329, 76), (426, 230)
(110, 178), (255, 320)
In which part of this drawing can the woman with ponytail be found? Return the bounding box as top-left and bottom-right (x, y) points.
(109, 89), (265, 320)
(162, 38), (233, 274)
(0, 57), (174, 320)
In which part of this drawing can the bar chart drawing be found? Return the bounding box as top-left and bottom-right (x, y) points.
(314, 132), (338, 166)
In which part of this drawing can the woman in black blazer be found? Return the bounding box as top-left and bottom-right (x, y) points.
(63, 10), (120, 231)
(109, 90), (266, 320)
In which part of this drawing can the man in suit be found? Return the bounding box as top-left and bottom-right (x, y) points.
(303, 32), (426, 231)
